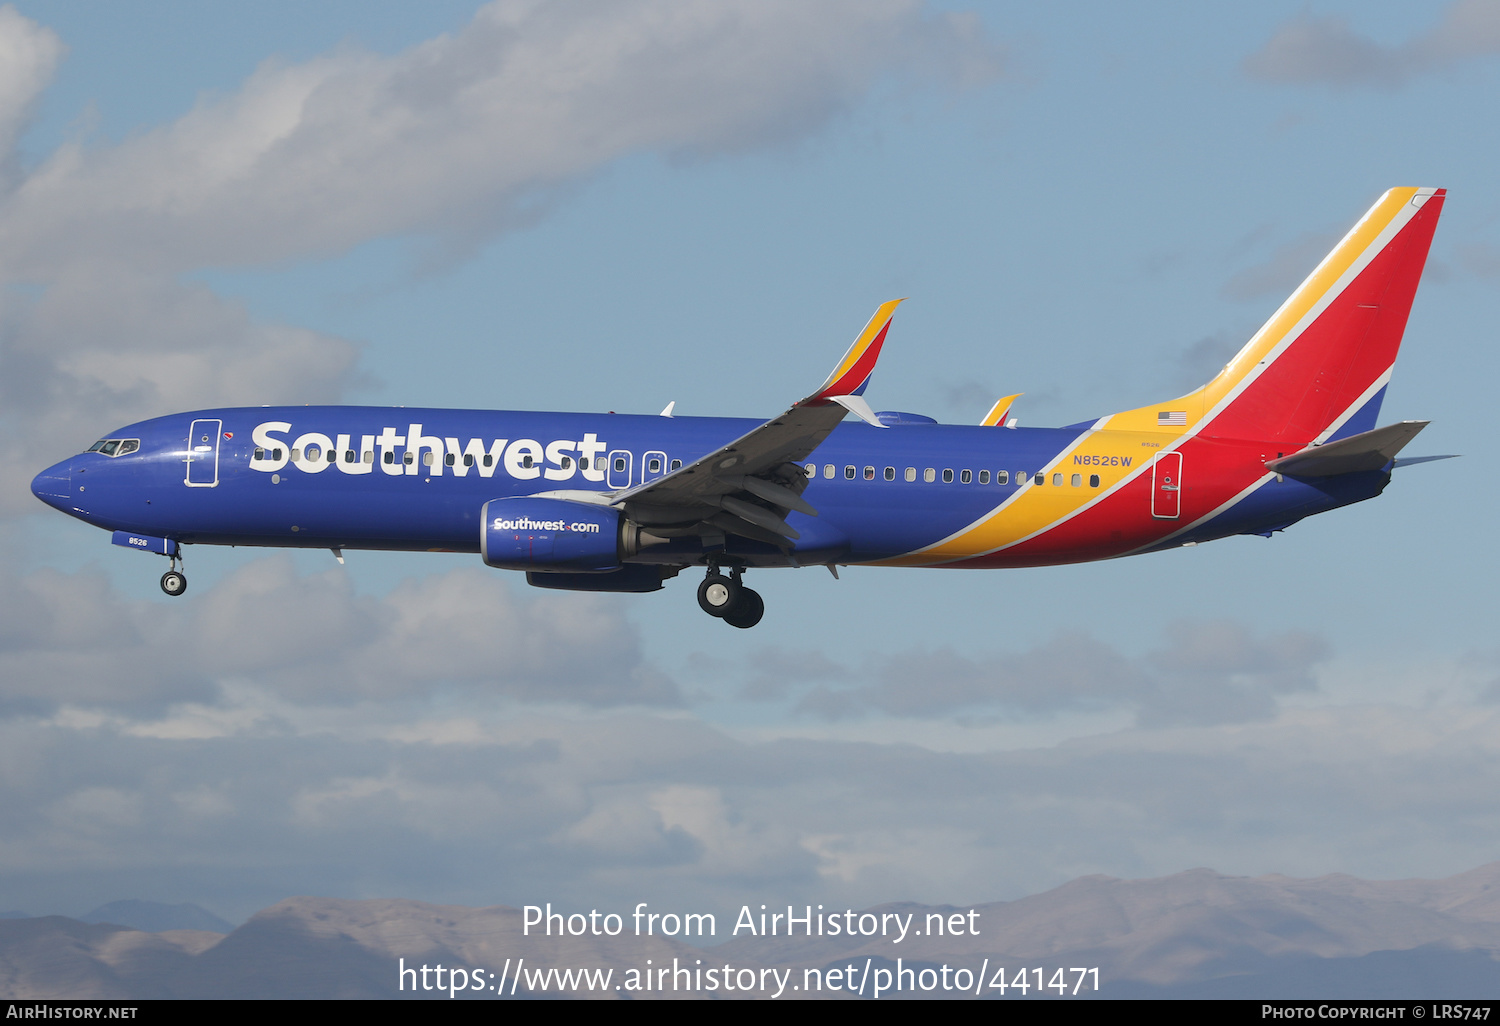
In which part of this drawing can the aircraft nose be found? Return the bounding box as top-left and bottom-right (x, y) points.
(30, 458), (73, 511)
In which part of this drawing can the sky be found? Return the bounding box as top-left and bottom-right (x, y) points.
(2, 0), (1500, 927)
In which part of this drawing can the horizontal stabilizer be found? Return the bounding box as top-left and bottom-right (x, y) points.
(1393, 454), (1459, 469)
(1266, 421), (1429, 477)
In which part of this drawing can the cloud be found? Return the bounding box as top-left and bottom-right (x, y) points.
(784, 621), (1327, 727)
(0, 546), (677, 714)
(1245, 1), (1500, 88)
(0, 1), (1003, 275)
(0, 1), (1003, 515)
(5, 698), (1500, 921)
(0, 6), (62, 181)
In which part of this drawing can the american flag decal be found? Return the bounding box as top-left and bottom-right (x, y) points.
(1157, 411), (1186, 426)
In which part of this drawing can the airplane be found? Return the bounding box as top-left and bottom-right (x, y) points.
(31, 187), (1450, 629)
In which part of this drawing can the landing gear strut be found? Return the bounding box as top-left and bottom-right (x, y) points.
(696, 564), (763, 628)
(160, 551), (187, 597)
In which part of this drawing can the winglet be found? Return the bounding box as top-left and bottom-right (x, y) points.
(980, 393), (1022, 427)
(808, 299), (904, 403)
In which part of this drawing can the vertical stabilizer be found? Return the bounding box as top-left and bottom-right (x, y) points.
(1106, 187), (1445, 447)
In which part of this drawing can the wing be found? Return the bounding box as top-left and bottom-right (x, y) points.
(611, 300), (903, 547)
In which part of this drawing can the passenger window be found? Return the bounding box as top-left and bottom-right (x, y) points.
(560, 456), (572, 469)
(327, 449), (337, 463)
(997, 471), (1008, 484)
(612, 457), (624, 472)
(463, 453), (475, 467)
(905, 467), (916, 482)
(1089, 474), (1101, 487)
(942, 469), (954, 483)
(884, 467), (895, 481)
(420, 451), (433, 466)
(579, 458), (589, 470)
(1051, 473), (1062, 486)
(1034, 472), (1044, 485)
(649, 458), (661, 473)
(484, 454), (494, 468)
(864, 466), (875, 480)
(346, 450), (356, 463)
(118, 440), (139, 455)
(671, 459), (682, 471)
(924, 468), (936, 483)
(960, 469), (972, 484)
(527, 455), (538, 470)
(305, 446), (320, 461)
(805, 464), (816, 477)
(384, 451), (394, 464)
(363, 450), (373, 464)
(291, 448), (302, 462)
(824, 464), (835, 479)
(254, 447), (265, 460)
(844, 466), (855, 480)
(273, 449), (282, 460)
(979, 470), (990, 484)
(444, 452), (455, 466)
(1071, 473), (1082, 486)
(403, 452), (414, 465)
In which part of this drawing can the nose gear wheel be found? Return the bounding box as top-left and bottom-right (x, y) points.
(159, 548), (187, 597)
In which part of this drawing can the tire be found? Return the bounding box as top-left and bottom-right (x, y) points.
(697, 574), (737, 617)
(722, 587), (764, 629)
(160, 571), (187, 597)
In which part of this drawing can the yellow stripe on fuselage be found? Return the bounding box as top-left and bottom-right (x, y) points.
(875, 187), (1421, 567)
(874, 428), (1168, 565)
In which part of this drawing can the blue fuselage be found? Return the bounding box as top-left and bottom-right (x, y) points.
(31, 405), (1388, 569)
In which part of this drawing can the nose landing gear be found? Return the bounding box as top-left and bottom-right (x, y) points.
(159, 551), (187, 597)
(696, 564), (764, 628)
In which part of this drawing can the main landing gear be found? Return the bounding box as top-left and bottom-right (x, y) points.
(697, 564), (764, 629)
(160, 552), (187, 597)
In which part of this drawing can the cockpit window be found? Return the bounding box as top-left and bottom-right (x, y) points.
(85, 438), (140, 457)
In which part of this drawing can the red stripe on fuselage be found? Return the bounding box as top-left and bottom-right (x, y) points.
(942, 196), (1443, 570)
(950, 437), (1265, 568)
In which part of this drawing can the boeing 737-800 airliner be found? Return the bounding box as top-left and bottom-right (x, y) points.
(31, 188), (1450, 628)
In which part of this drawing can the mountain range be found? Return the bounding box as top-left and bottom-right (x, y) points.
(5, 864), (1499, 999)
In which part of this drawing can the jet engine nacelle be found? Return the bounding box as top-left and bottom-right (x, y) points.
(481, 497), (625, 572)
